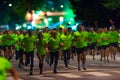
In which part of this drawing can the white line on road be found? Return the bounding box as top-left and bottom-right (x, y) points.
(85, 72), (112, 76)
(58, 63), (104, 71)
(111, 71), (120, 73)
(31, 75), (55, 80)
(57, 73), (82, 78)
(7, 77), (23, 80)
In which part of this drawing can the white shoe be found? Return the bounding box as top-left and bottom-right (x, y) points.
(65, 67), (68, 70)
(24, 66), (27, 71)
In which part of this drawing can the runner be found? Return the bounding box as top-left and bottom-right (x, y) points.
(73, 25), (88, 71)
(18, 30), (27, 68)
(67, 27), (75, 60)
(43, 27), (51, 64)
(48, 29), (60, 73)
(101, 27), (110, 63)
(88, 27), (97, 60)
(96, 28), (104, 61)
(118, 29), (120, 53)
(35, 30), (47, 74)
(14, 31), (21, 67)
(0, 56), (18, 80)
(60, 28), (72, 69)
(22, 30), (36, 75)
(1, 30), (14, 60)
(108, 26), (118, 60)
(0, 32), (3, 56)
(80, 26), (89, 70)
(57, 28), (63, 60)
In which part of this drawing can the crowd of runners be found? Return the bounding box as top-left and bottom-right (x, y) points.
(0, 24), (120, 75)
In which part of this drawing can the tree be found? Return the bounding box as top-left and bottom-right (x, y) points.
(0, 0), (11, 25)
(103, 0), (120, 28)
(103, 0), (120, 10)
(70, 0), (113, 28)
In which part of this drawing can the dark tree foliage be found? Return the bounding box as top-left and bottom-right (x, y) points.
(70, 0), (120, 29)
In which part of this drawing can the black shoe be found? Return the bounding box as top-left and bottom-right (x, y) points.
(40, 70), (43, 74)
(78, 65), (81, 71)
(83, 67), (87, 70)
(89, 51), (92, 55)
(21, 63), (24, 66)
(97, 52), (99, 55)
(100, 58), (102, 61)
(49, 63), (52, 66)
(29, 71), (33, 75)
(53, 70), (58, 73)
(78, 67), (81, 71)
(18, 64), (21, 68)
(8, 56), (12, 61)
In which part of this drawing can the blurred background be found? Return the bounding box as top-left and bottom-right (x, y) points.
(0, 0), (120, 30)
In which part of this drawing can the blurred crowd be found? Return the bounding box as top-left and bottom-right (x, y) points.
(0, 25), (120, 76)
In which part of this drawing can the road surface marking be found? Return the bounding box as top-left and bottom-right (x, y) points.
(85, 72), (112, 76)
(7, 77), (23, 80)
(57, 73), (81, 78)
(31, 75), (55, 80)
(112, 71), (120, 73)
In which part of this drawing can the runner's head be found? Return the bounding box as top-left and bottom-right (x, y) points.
(77, 25), (84, 32)
(44, 27), (49, 32)
(38, 31), (43, 40)
(51, 30), (57, 38)
(68, 27), (72, 32)
(89, 27), (94, 32)
(3, 30), (9, 34)
(28, 29), (32, 36)
(63, 28), (68, 35)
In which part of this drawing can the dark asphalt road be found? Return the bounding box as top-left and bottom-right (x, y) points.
(7, 52), (120, 80)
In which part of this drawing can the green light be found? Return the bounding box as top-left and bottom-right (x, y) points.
(64, 8), (75, 24)
(64, 9), (75, 17)
(48, 18), (52, 21)
(68, 22), (71, 24)
(36, 10), (42, 14)
(70, 18), (74, 21)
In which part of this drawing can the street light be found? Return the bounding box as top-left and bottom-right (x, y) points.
(9, 3), (12, 7)
(59, 16), (64, 22)
(25, 11), (32, 21)
(60, 5), (64, 8)
(59, 16), (64, 26)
